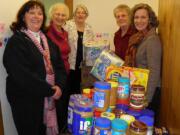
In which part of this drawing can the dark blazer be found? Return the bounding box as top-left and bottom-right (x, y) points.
(3, 31), (67, 135)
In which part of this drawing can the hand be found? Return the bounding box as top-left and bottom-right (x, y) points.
(51, 85), (62, 100)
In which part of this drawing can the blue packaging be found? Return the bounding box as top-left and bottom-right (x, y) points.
(111, 118), (128, 135)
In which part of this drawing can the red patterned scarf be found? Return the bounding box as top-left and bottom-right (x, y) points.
(22, 29), (59, 135)
(124, 31), (145, 67)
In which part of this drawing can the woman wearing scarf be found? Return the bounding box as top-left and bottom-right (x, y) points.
(124, 3), (162, 117)
(46, 3), (70, 133)
(3, 1), (66, 135)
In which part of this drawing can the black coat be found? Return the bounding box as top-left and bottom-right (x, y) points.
(3, 31), (67, 135)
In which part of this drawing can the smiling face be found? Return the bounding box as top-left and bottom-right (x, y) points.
(115, 9), (130, 27)
(134, 9), (149, 32)
(52, 7), (67, 29)
(24, 6), (43, 32)
(74, 7), (87, 24)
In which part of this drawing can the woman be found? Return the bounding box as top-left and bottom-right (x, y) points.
(113, 4), (135, 60)
(3, 1), (66, 135)
(125, 3), (162, 113)
(46, 3), (70, 133)
(64, 4), (94, 94)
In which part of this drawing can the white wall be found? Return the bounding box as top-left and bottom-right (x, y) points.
(73, 0), (159, 49)
(0, 1), (28, 135)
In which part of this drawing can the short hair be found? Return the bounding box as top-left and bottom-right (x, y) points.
(73, 4), (89, 17)
(113, 4), (131, 18)
(10, 0), (46, 32)
(131, 3), (159, 28)
(48, 3), (69, 20)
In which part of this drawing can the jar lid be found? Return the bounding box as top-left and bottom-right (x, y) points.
(118, 77), (130, 83)
(94, 81), (111, 90)
(126, 109), (141, 119)
(130, 120), (148, 132)
(138, 116), (154, 126)
(108, 81), (118, 87)
(131, 85), (145, 91)
(112, 118), (128, 130)
(74, 98), (93, 112)
(120, 114), (135, 125)
(101, 112), (115, 120)
(141, 109), (155, 117)
(95, 117), (111, 128)
(83, 88), (91, 94)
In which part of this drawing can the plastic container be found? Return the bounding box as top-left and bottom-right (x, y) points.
(72, 97), (93, 135)
(93, 81), (111, 112)
(117, 77), (130, 105)
(108, 81), (118, 106)
(140, 109), (155, 118)
(83, 88), (92, 99)
(130, 85), (145, 111)
(111, 118), (128, 135)
(114, 104), (128, 118)
(138, 116), (154, 135)
(68, 94), (86, 132)
(94, 117), (111, 135)
(126, 109), (141, 119)
(129, 120), (147, 135)
(120, 114), (135, 125)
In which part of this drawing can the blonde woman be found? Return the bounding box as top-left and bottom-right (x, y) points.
(46, 3), (70, 133)
(64, 4), (94, 95)
(113, 4), (135, 60)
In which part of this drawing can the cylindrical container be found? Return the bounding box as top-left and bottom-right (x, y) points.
(129, 120), (147, 135)
(101, 112), (115, 121)
(94, 117), (111, 135)
(68, 94), (86, 132)
(72, 97), (93, 135)
(111, 118), (128, 135)
(130, 85), (146, 111)
(140, 109), (154, 118)
(126, 109), (141, 119)
(83, 88), (92, 99)
(120, 114), (135, 125)
(114, 104), (128, 118)
(138, 116), (154, 135)
(93, 81), (111, 112)
(108, 81), (118, 106)
(117, 77), (130, 105)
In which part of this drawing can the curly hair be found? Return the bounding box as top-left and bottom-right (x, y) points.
(131, 3), (159, 28)
(10, 0), (46, 32)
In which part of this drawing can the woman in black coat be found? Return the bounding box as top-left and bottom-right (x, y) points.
(3, 1), (67, 135)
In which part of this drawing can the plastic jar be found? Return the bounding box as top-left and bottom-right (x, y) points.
(140, 109), (155, 118)
(83, 88), (92, 99)
(126, 109), (141, 119)
(120, 114), (135, 125)
(114, 104), (128, 118)
(94, 117), (111, 135)
(93, 81), (111, 112)
(129, 120), (147, 135)
(130, 85), (146, 111)
(111, 118), (128, 135)
(72, 98), (93, 135)
(108, 81), (118, 106)
(117, 77), (130, 105)
(68, 94), (85, 132)
(138, 116), (154, 135)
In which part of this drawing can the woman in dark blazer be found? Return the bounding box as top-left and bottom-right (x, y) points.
(3, 1), (66, 135)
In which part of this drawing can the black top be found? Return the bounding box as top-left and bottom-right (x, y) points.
(75, 31), (83, 69)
